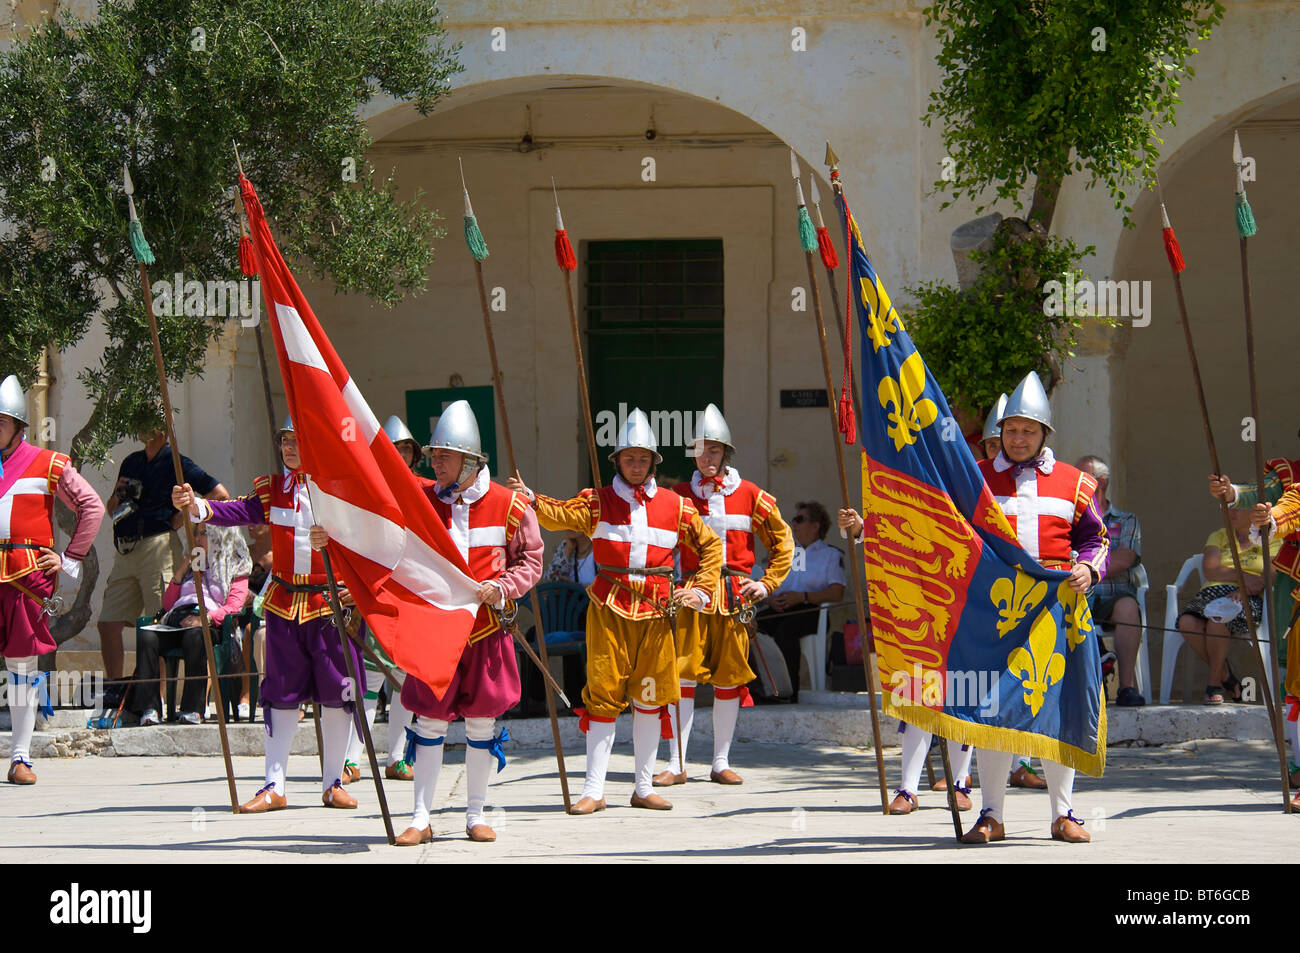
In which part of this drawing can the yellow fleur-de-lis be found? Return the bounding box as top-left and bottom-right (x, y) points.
(859, 272), (904, 352)
(1057, 580), (1092, 652)
(990, 570), (1049, 638)
(878, 351), (939, 451)
(1007, 610), (1066, 716)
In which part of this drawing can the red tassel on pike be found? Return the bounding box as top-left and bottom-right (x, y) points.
(1162, 227), (1185, 274)
(838, 387), (856, 445)
(238, 234), (257, 277)
(555, 230), (577, 272)
(816, 227), (839, 269)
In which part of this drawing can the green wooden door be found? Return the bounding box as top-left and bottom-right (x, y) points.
(585, 239), (725, 486)
(405, 385), (497, 482)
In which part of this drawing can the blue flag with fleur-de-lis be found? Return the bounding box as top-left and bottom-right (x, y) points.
(834, 191), (1106, 776)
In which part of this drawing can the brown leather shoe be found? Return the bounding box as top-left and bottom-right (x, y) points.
(385, 761), (414, 781)
(7, 760), (36, 785)
(240, 784), (286, 813)
(394, 825), (432, 846)
(1051, 813), (1091, 843)
(568, 796), (606, 815)
(466, 823), (497, 842)
(652, 769), (686, 787)
(630, 792), (673, 810)
(341, 761), (361, 785)
(961, 810), (1005, 843)
(952, 788), (973, 811)
(888, 791), (916, 815)
(1010, 765), (1048, 789)
(710, 768), (743, 785)
(322, 782), (358, 809)
(931, 775), (972, 792)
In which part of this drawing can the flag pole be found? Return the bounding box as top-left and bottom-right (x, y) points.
(551, 182), (603, 487)
(550, 184), (688, 776)
(123, 164), (240, 814)
(1157, 179), (1290, 811)
(793, 149), (890, 815)
(313, 534), (397, 844)
(233, 142), (322, 770)
(1229, 139), (1293, 812)
(462, 161), (572, 812)
(809, 171), (863, 427)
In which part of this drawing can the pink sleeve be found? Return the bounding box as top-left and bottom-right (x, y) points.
(56, 464), (106, 561)
(162, 580), (180, 612)
(210, 576), (249, 625)
(497, 507), (545, 600)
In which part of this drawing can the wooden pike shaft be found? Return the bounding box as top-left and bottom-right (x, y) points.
(317, 545), (396, 844)
(937, 738), (964, 841)
(802, 249), (891, 815)
(560, 271), (604, 489)
(473, 258), (572, 813)
(1169, 264), (1288, 808)
(1237, 236), (1293, 812)
(138, 263), (240, 814)
(822, 269), (863, 427)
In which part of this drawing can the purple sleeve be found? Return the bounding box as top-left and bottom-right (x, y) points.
(497, 506), (545, 600)
(1072, 494), (1111, 577)
(204, 496), (268, 528)
(55, 464), (106, 560)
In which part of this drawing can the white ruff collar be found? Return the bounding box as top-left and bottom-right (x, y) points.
(436, 464), (491, 504)
(613, 474), (657, 504)
(993, 446), (1055, 474)
(691, 466), (741, 498)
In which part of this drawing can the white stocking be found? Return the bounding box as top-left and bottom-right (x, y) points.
(666, 682), (695, 773)
(319, 705), (352, 792)
(1043, 759), (1076, 822)
(974, 748), (1014, 822)
(581, 719), (616, 801)
(950, 742), (974, 789)
(711, 690), (741, 774)
(409, 716), (448, 830)
(898, 722), (931, 796)
(632, 706), (662, 798)
(344, 671), (382, 767)
(265, 707), (299, 795)
(386, 674), (410, 766)
(464, 717), (497, 829)
(5, 656), (39, 764)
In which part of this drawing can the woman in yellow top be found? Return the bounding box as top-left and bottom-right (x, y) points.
(1175, 508), (1278, 705)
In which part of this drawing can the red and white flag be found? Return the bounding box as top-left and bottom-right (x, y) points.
(239, 175), (480, 699)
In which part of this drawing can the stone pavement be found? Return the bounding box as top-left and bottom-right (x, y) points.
(2, 739), (1294, 863)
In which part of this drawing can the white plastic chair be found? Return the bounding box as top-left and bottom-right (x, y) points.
(799, 603), (832, 693)
(1131, 563), (1151, 701)
(1161, 553), (1272, 704)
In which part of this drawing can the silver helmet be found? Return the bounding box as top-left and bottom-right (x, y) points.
(693, 402), (735, 453)
(382, 414), (416, 447)
(608, 407), (662, 464)
(277, 416), (294, 438)
(998, 371), (1053, 433)
(425, 400), (486, 487)
(0, 375), (28, 427)
(982, 393), (1009, 443)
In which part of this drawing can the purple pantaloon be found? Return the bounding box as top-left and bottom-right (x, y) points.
(0, 570), (56, 658)
(401, 629), (520, 722)
(261, 613), (364, 711)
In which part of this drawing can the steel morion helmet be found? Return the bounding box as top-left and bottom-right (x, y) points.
(982, 393), (1009, 443)
(608, 407), (662, 465)
(0, 375), (28, 427)
(693, 402), (735, 454)
(998, 371), (1053, 433)
(277, 416), (294, 439)
(382, 414), (417, 447)
(425, 400), (486, 486)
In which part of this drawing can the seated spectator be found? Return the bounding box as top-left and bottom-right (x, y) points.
(753, 500), (846, 703)
(1077, 455), (1146, 706)
(133, 524), (251, 725)
(1176, 508), (1277, 705)
(546, 529), (595, 586)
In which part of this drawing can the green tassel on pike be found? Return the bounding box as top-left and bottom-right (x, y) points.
(464, 214), (489, 262)
(797, 205), (817, 254)
(1235, 191), (1257, 238)
(128, 219), (155, 265)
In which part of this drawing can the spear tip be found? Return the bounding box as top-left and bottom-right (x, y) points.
(1233, 129), (1243, 165)
(789, 148), (801, 181)
(824, 141), (839, 169)
(122, 162), (134, 196)
(232, 140), (246, 177)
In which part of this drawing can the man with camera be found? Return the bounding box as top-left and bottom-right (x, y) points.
(96, 430), (227, 709)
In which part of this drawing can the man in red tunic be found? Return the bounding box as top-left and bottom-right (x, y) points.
(0, 375), (104, 784)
